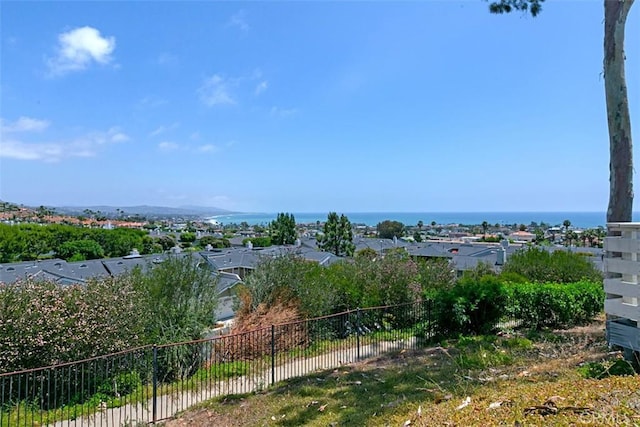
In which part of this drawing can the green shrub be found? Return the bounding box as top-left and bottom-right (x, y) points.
(0, 277), (146, 373)
(498, 271), (528, 284)
(453, 336), (531, 370)
(199, 236), (230, 249)
(130, 254), (219, 345)
(506, 281), (604, 329)
(242, 236), (272, 247)
(578, 360), (636, 379)
(501, 247), (602, 284)
(240, 253), (336, 318)
(179, 232), (196, 243)
(97, 371), (142, 397)
(57, 239), (105, 260)
(417, 258), (456, 295)
(501, 336), (533, 350)
(433, 275), (508, 337)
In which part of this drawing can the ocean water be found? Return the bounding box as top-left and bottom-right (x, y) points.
(207, 212), (640, 229)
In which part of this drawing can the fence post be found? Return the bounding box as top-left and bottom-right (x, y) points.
(271, 325), (275, 386)
(152, 345), (158, 424)
(356, 308), (361, 360)
(427, 299), (432, 339)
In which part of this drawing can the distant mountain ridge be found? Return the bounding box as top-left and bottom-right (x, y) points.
(54, 205), (236, 217)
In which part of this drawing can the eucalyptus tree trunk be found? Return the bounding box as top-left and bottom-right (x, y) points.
(605, 0), (635, 223)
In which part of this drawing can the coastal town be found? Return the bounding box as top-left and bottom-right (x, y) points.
(0, 200), (607, 322)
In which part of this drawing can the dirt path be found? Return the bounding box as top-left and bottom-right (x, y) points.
(51, 337), (418, 426)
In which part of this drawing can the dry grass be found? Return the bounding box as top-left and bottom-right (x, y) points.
(215, 293), (307, 361)
(164, 318), (640, 426)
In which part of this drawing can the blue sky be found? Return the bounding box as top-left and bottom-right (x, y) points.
(1, 1), (638, 213)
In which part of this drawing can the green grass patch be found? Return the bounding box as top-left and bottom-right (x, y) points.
(167, 324), (637, 427)
(578, 359), (636, 379)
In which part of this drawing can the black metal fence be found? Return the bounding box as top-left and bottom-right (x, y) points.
(0, 300), (512, 426)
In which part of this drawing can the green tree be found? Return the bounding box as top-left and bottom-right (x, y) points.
(199, 235), (231, 249)
(562, 219), (572, 234)
(355, 247), (378, 260)
(413, 230), (423, 242)
(57, 239), (105, 261)
(180, 232), (196, 243)
(317, 212), (355, 257)
(270, 212), (297, 245)
(155, 235), (176, 251)
(376, 220), (405, 239)
(584, 229), (597, 247)
(565, 230), (578, 247)
(243, 236), (272, 247)
(89, 228), (146, 257)
(481, 220), (489, 238)
(417, 220), (424, 230)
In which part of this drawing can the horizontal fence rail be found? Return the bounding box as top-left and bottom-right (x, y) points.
(0, 300), (518, 427)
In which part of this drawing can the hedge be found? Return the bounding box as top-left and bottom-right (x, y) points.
(506, 280), (604, 330)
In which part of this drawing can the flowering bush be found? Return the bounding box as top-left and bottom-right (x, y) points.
(0, 276), (146, 373)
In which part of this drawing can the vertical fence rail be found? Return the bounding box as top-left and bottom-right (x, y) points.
(152, 345), (157, 424)
(356, 308), (361, 360)
(0, 300), (523, 427)
(270, 325), (275, 387)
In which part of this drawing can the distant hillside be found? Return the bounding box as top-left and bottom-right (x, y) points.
(54, 205), (236, 217)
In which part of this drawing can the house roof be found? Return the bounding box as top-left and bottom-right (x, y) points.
(0, 259), (65, 284)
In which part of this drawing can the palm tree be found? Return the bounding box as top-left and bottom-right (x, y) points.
(417, 220), (424, 231)
(481, 221), (489, 238)
(580, 231), (588, 247)
(562, 219), (571, 234)
(595, 227), (607, 248)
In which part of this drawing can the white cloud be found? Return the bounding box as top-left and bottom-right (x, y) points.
(110, 132), (129, 143)
(0, 139), (63, 161)
(1, 116), (50, 133)
(87, 127), (129, 144)
(199, 70), (269, 107)
(101, 127), (129, 143)
(0, 126), (129, 162)
(149, 122), (179, 137)
(255, 81), (268, 95)
(227, 10), (249, 33)
(158, 141), (179, 151)
(270, 107), (299, 118)
(157, 52), (178, 66)
(136, 96), (168, 109)
(198, 144), (218, 153)
(47, 26), (115, 75)
(198, 74), (236, 106)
